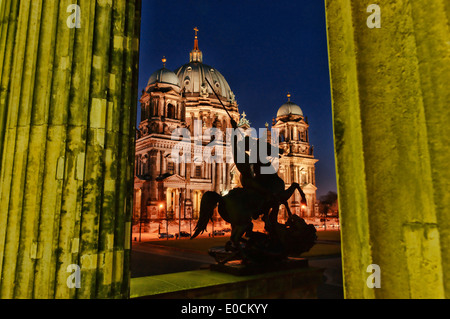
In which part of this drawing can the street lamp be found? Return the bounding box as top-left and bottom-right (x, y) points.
(139, 211), (142, 243)
(158, 203), (168, 240)
(161, 203), (169, 240)
(158, 203), (163, 238)
(301, 204), (307, 220)
(178, 192), (182, 240)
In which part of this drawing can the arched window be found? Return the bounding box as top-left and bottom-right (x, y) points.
(167, 161), (174, 175)
(167, 103), (176, 119)
(300, 130), (306, 142)
(195, 165), (202, 178)
(151, 100), (157, 117)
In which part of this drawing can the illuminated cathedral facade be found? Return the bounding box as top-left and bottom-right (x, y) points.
(133, 29), (318, 234)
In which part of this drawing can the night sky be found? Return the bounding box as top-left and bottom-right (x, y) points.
(137, 0), (337, 198)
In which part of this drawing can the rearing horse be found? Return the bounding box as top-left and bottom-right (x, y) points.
(190, 180), (307, 253)
(191, 128), (308, 248)
(231, 131), (307, 231)
(189, 86), (308, 251)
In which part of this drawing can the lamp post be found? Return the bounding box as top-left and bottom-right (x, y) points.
(158, 203), (164, 239)
(164, 203), (169, 240)
(178, 192), (182, 240)
(301, 204), (307, 224)
(139, 212), (142, 242)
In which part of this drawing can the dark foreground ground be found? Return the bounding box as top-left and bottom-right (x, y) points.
(131, 231), (343, 299)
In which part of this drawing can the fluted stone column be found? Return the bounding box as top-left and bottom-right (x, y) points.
(215, 162), (221, 193)
(325, 0), (450, 298)
(0, 0), (141, 299)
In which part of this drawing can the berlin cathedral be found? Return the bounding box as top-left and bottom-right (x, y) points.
(133, 29), (318, 235)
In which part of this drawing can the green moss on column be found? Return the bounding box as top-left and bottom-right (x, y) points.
(408, 0), (450, 298)
(0, 0), (19, 282)
(325, 0), (449, 298)
(0, 0), (34, 298)
(324, 0), (374, 299)
(0, 0), (141, 299)
(94, 0), (126, 298)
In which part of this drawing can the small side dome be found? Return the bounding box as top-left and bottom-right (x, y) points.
(277, 93), (303, 117)
(148, 67), (181, 87)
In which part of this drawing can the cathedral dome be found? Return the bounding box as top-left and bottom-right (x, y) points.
(175, 62), (235, 101)
(174, 28), (235, 102)
(148, 67), (180, 87)
(277, 94), (303, 117)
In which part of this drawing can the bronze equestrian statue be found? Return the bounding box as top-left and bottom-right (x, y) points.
(191, 119), (316, 263)
(191, 78), (316, 264)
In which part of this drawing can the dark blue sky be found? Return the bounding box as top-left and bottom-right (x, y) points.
(137, 0), (336, 198)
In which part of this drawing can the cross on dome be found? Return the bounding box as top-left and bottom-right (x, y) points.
(193, 27), (199, 50)
(190, 27), (203, 62)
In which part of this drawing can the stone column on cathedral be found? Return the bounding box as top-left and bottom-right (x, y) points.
(214, 162), (221, 193)
(291, 165), (295, 184)
(150, 151), (158, 201)
(158, 97), (163, 117)
(211, 162), (215, 188)
(225, 163), (231, 191)
(163, 97), (167, 118)
(180, 160), (186, 177)
(135, 156), (140, 176)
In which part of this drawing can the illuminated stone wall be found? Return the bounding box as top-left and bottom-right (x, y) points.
(0, 0), (141, 299)
(325, 0), (450, 298)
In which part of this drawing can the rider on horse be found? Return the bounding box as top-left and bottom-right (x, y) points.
(229, 119), (306, 229)
(230, 119), (280, 209)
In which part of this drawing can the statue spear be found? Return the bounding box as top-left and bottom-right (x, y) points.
(205, 77), (234, 122)
(204, 77), (281, 167)
(204, 77), (246, 142)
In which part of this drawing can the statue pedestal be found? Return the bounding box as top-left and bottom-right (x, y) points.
(208, 246), (308, 276)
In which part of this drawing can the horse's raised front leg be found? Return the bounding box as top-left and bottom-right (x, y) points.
(293, 182), (307, 205)
(274, 183), (307, 220)
(278, 183), (307, 206)
(283, 201), (293, 217)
